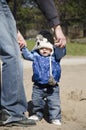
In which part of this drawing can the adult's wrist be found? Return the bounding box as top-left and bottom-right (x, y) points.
(51, 24), (61, 34)
(53, 25), (61, 31)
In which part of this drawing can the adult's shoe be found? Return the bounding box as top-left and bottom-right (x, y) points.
(0, 109), (36, 127)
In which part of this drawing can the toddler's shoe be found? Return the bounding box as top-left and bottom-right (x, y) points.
(51, 119), (61, 126)
(28, 115), (40, 122)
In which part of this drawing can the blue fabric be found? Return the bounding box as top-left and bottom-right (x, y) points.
(22, 47), (61, 84)
(54, 46), (66, 60)
(0, 0), (27, 122)
(32, 84), (61, 120)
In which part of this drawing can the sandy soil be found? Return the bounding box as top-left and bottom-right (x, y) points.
(0, 56), (86, 130)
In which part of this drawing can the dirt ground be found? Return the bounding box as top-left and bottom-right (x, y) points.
(0, 56), (86, 130)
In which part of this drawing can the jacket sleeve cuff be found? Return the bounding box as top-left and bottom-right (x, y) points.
(49, 16), (60, 28)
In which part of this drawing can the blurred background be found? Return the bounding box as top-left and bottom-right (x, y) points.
(8, 0), (86, 56)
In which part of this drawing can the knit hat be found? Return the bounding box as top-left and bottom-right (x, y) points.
(33, 30), (54, 55)
(39, 30), (54, 45)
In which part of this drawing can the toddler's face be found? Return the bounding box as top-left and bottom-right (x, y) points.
(39, 47), (52, 56)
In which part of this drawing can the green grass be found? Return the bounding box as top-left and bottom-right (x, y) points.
(26, 39), (35, 50)
(26, 39), (86, 56)
(66, 42), (86, 56)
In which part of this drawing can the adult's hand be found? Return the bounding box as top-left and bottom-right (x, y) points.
(17, 31), (27, 49)
(53, 25), (66, 48)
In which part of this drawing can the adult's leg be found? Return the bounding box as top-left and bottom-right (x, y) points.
(0, 60), (2, 109)
(0, 0), (27, 123)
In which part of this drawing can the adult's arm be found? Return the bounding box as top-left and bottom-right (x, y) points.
(34, 0), (60, 27)
(34, 0), (66, 48)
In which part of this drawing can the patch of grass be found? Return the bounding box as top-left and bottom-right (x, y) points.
(66, 42), (86, 56)
(26, 39), (35, 50)
(26, 39), (86, 56)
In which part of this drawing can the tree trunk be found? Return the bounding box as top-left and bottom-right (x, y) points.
(83, 24), (86, 37)
(13, 0), (17, 20)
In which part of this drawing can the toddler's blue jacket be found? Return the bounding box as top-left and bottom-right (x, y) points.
(22, 47), (66, 84)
